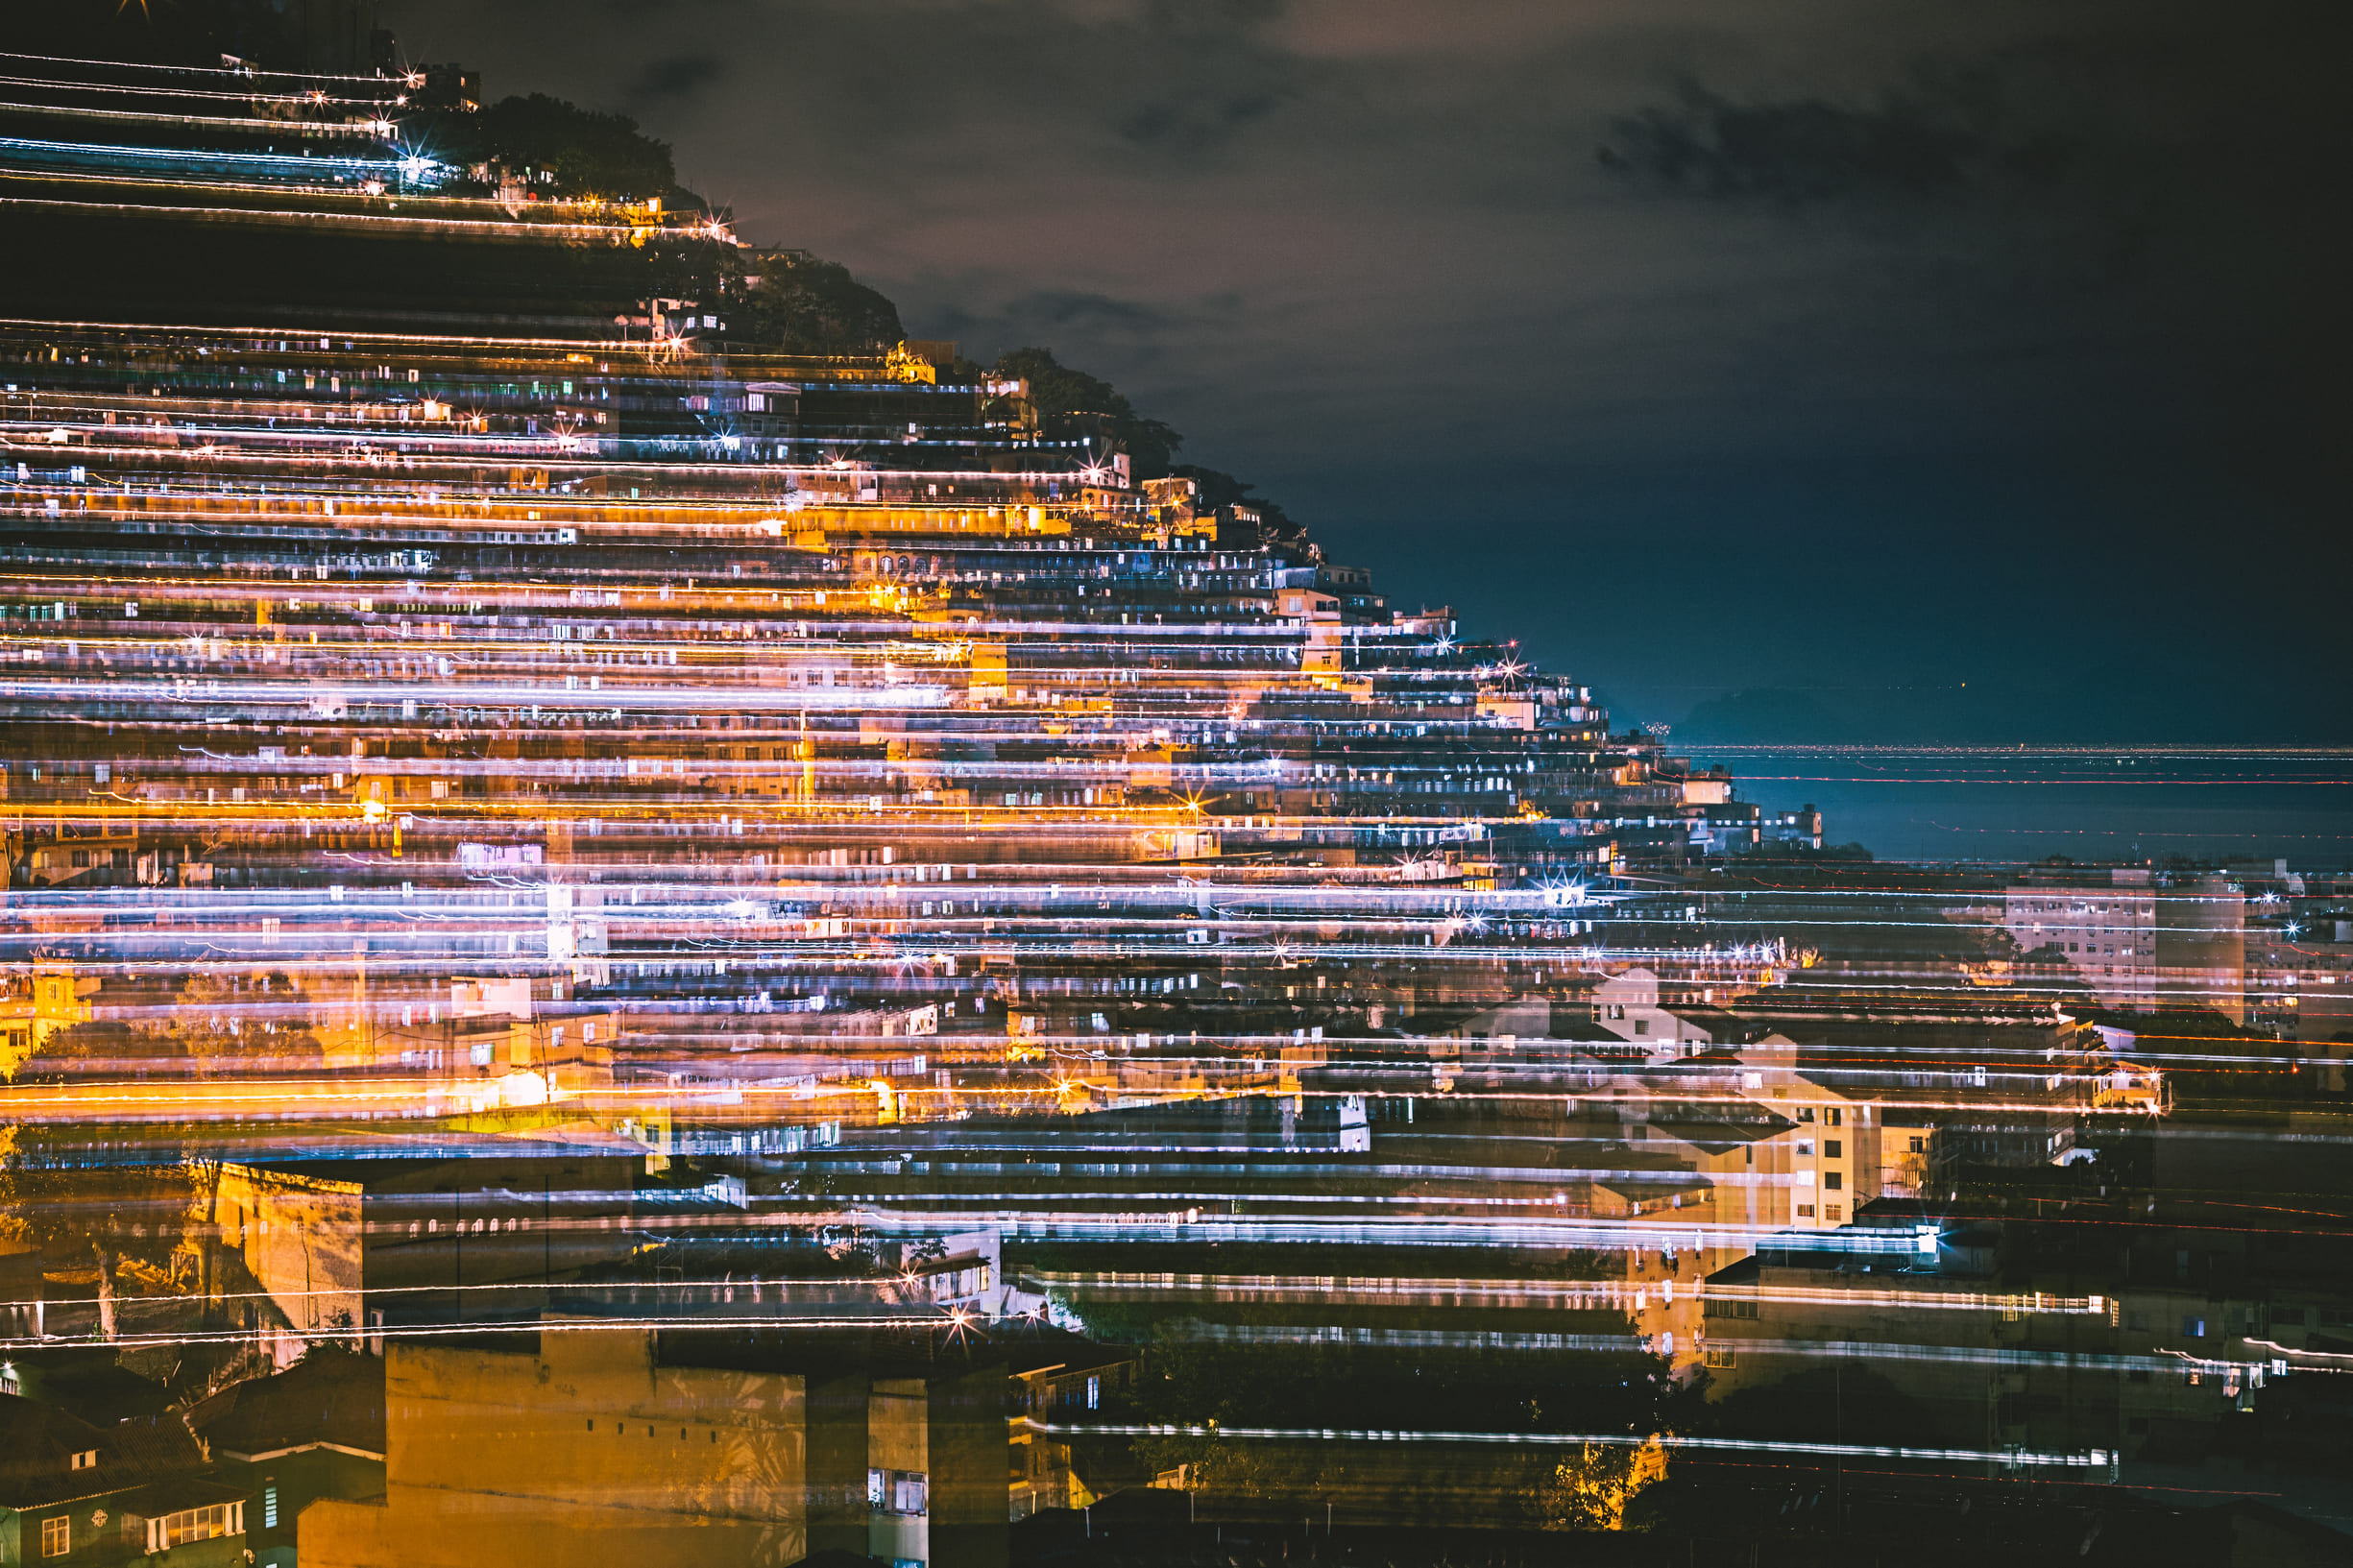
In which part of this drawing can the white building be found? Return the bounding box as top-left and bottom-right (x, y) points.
(2004, 873), (2160, 1009)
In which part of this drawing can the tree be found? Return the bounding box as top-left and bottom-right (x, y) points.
(9, 1019), (144, 1083)
(438, 95), (681, 203)
(0, 1123), (199, 1340)
(1171, 464), (1302, 539)
(1536, 1436), (1669, 1531)
(993, 348), (1183, 476)
(736, 253), (906, 353)
(151, 970), (319, 1063)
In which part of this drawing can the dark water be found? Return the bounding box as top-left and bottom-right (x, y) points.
(1686, 745), (2353, 866)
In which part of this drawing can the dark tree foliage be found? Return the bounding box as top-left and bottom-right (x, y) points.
(434, 95), (680, 202)
(735, 253), (906, 354)
(1172, 464), (1302, 539)
(994, 348), (1184, 477)
(0, 1124), (201, 1341)
(9, 0), (312, 70)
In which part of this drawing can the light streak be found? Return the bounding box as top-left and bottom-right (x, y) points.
(0, 49), (402, 85)
(1022, 1271), (2110, 1315)
(1016, 1419), (2111, 1471)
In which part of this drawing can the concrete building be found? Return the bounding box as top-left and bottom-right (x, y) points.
(216, 1152), (643, 1351)
(1724, 1036), (1877, 1231)
(1007, 1345), (1137, 1517)
(300, 1325), (1007, 1568)
(2004, 874), (2161, 1010)
(2003, 871), (2244, 1022)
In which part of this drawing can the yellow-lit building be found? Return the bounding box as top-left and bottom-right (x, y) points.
(300, 1325), (1007, 1568)
(0, 960), (100, 1076)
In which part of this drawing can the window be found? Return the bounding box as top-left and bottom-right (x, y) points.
(1825, 1205), (1843, 1221)
(1824, 1141), (1842, 1159)
(68, 1449), (97, 1470)
(1908, 1136), (1926, 1153)
(1086, 1376), (1100, 1411)
(1796, 1107), (1814, 1122)
(1632, 1018), (1649, 1035)
(146, 1502), (243, 1553)
(1703, 1298), (1759, 1320)
(2182, 1315), (2207, 1338)
(264, 1484), (279, 1530)
(41, 1516), (68, 1557)
(1823, 1171), (1842, 1191)
(870, 1469), (928, 1516)
(1826, 1108), (1842, 1126)
(1703, 1347), (1737, 1369)
(1796, 1204), (1814, 1218)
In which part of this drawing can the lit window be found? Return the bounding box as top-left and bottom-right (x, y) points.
(41, 1516), (68, 1557)
(68, 1449), (97, 1471)
(145, 1502), (244, 1553)
(872, 1470), (929, 1515)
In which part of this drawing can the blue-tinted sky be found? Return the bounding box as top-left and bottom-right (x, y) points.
(381, 0), (2353, 743)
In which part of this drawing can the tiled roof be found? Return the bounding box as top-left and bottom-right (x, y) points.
(0, 1396), (205, 1510)
(188, 1350), (387, 1460)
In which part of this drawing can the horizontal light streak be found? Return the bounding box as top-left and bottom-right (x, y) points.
(1014, 1418), (2110, 1470)
(1025, 1271), (2107, 1315)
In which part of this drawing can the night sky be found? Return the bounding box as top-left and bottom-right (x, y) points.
(379, 0), (2353, 744)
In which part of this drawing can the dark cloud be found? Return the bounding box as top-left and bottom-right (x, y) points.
(915, 286), (1252, 375)
(1597, 81), (2058, 203)
(629, 52), (724, 104)
(1118, 88), (1291, 152)
(1142, 0), (1287, 26)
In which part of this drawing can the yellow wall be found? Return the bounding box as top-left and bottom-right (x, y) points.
(302, 1329), (815, 1568)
